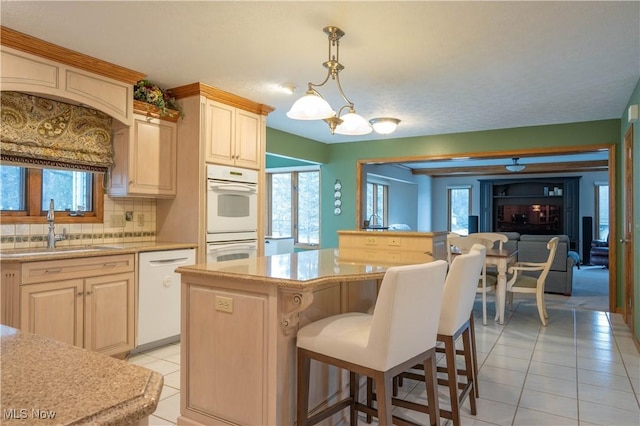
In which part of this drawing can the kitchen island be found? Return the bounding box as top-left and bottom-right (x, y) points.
(0, 325), (162, 425)
(176, 248), (431, 426)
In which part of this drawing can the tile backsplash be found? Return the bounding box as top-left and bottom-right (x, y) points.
(0, 196), (156, 250)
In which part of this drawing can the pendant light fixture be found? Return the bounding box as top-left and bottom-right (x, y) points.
(505, 157), (526, 172)
(287, 26), (372, 136)
(369, 117), (401, 135)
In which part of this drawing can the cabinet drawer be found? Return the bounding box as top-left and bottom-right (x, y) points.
(21, 254), (135, 285)
(339, 235), (430, 250)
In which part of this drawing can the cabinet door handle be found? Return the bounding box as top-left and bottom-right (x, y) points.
(45, 268), (62, 274)
(85, 291), (92, 296)
(77, 291), (83, 296)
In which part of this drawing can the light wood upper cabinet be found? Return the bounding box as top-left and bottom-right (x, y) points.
(110, 113), (178, 198)
(0, 40), (143, 126)
(18, 254), (135, 356)
(204, 99), (262, 169)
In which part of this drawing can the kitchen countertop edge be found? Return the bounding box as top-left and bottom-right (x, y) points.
(0, 325), (164, 425)
(0, 241), (198, 262)
(175, 265), (387, 290)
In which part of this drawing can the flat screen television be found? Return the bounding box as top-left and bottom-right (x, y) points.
(495, 204), (561, 234)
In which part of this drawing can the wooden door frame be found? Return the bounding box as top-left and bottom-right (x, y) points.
(623, 125), (634, 326)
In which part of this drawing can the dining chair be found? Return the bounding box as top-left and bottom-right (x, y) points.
(468, 232), (509, 276)
(392, 244), (486, 426)
(506, 236), (559, 326)
(296, 260), (448, 426)
(448, 235), (495, 325)
(469, 232), (508, 251)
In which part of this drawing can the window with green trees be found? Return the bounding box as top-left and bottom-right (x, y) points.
(267, 170), (319, 245)
(0, 165), (103, 223)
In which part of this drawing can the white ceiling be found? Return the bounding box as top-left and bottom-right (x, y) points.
(1, 1), (638, 146)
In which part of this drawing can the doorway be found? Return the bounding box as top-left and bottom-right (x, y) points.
(356, 145), (617, 312)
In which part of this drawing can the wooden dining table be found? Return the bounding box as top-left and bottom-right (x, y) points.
(484, 247), (518, 324)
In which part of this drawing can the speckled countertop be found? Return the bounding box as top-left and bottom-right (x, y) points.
(0, 241), (197, 263)
(176, 248), (414, 290)
(0, 325), (163, 425)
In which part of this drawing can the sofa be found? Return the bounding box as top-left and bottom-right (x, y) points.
(500, 233), (576, 296)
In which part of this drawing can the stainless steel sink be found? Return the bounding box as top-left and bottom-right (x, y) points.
(0, 245), (122, 257)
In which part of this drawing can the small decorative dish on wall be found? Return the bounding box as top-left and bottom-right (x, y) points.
(334, 180), (342, 215)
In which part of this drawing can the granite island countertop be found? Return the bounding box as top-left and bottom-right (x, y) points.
(175, 248), (433, 290)
(0, 241), (197, 263)
(0, 325), (163, 425)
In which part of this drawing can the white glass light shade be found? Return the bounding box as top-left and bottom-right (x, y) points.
(505, 158), (526, 172)
(505, 164), (526, 172)
(369, 117), (401, 134)
(286, 92), (335, 120)
(334, 112), (372, 135)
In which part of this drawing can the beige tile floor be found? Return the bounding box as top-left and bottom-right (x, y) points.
(129, 296), (640, 425)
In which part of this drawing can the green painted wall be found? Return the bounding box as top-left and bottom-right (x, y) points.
(266, 128), (329, 164)
(266, 154), (316, 169)
(621, 78), (640, 341)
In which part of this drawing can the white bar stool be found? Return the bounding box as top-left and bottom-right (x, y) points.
(394, 245), (486, 426)
(296, 260), (448, 426)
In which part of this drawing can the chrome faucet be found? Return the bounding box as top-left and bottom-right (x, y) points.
(46, 199), (56, 248)
(46, 199), (66, 248)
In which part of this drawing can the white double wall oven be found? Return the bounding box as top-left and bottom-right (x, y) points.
(206, 164), (258, 262)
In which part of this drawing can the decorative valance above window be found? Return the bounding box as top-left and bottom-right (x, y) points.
(1, 91), (113, 172)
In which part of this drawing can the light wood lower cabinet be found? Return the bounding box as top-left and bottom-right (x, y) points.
(17, 254), (135, 356)
(338, 230), (449, 262)
(84, 272), (135, 354)
(185, 285), (268, 425)
(21, 279), (83, 347)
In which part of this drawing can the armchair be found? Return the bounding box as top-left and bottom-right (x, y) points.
(590, 235), (609, 268)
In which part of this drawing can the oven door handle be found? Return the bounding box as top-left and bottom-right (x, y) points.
(208, 243), (257, 252)
(208, 182), (256, 193)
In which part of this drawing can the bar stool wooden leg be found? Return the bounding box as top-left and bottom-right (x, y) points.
(462, 327), (477, 415)
(297, 349), (311, 426)
(366, 377), (373, 423)
(469, 314), (479, 398)
(424, 352), (440, 426)
(350, 372), (359, 426)
(374, 371), (393, 425)
(443, 334), (461, 426)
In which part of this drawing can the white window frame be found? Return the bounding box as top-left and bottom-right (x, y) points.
(447, 185), (472, 235)
(366, 181), (389, 227)
(594, 181), (609, 241)
(266, 166), (320, 246)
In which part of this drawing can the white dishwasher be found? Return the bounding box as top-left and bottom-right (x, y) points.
(135, 248), (196, 352)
